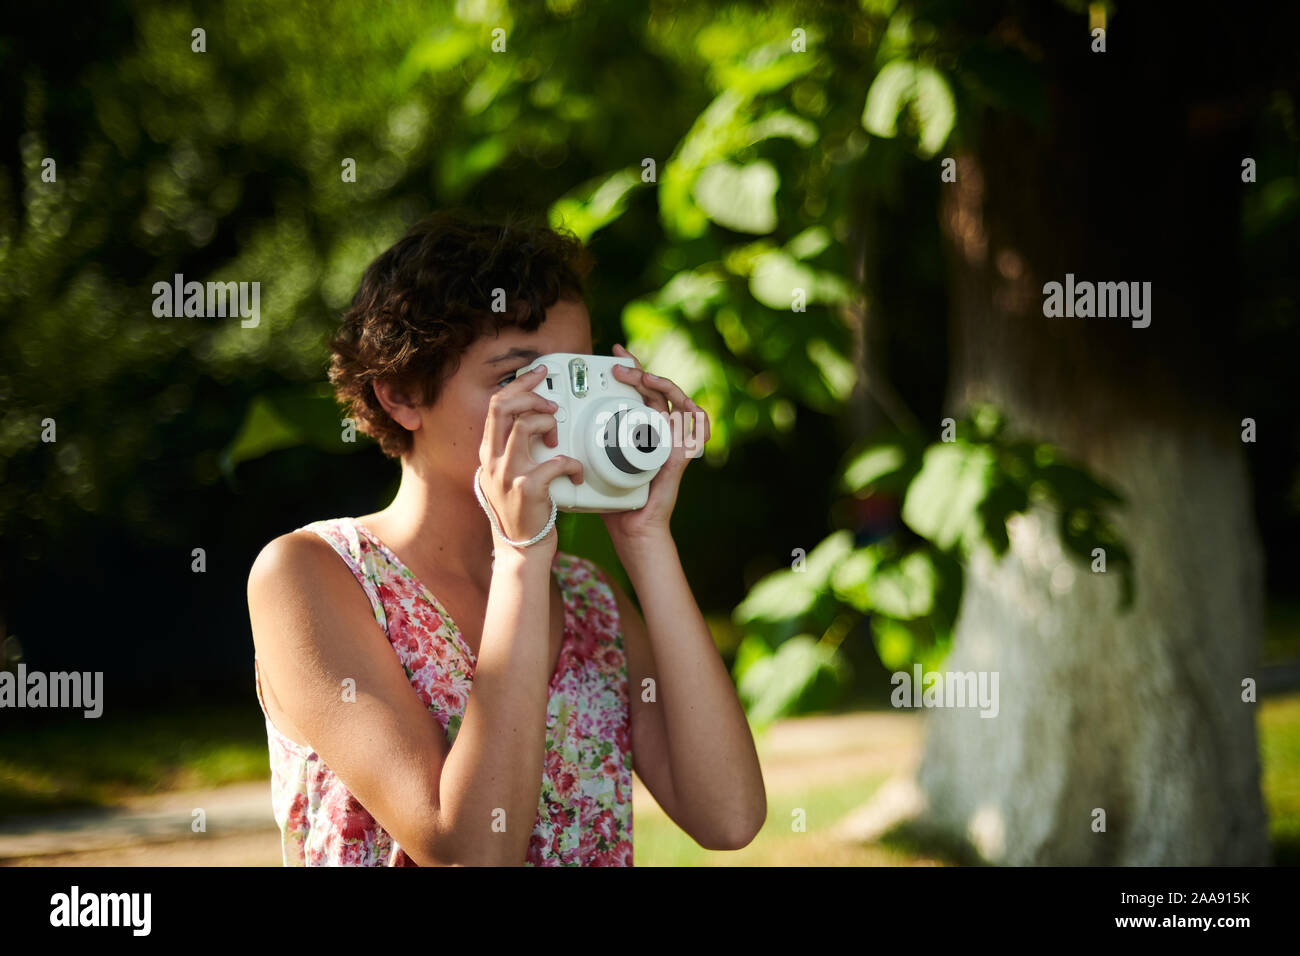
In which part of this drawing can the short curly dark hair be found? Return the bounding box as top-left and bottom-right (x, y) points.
(328, 210), (595, 457)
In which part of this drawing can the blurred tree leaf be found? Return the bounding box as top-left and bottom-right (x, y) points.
(693, 159), (780, 234)
(439, 134), (511, 196)
(221, 384), (363, 475)
(734, 633), (847, 730)
(806, 337), (857, 402)
(784, 226), (832, 261)
(746, 110), (819, 147)
(901, 441), (997, 551)
(862, 58), (955, 158)
(870, 615), (916, 672)
(734, 529), (853, 627)
(748, 250), (819, 308)
(832, 545), (937, 620)
(911, 66), (956, 157)
(713, 39), (820, 98)
(862, 59), (917, 139)
(549, 168), (642, 243)
(397, 25), (479, 88)
(841, 443), (908, 492)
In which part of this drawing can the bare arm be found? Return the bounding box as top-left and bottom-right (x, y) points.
(598, 343), (765, 849)
(434, 544), (555, 863)
(614, 533), (767, 849)
(248, 532), (555, 865)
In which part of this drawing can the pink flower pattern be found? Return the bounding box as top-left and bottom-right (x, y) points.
(253, 517), (633, 866)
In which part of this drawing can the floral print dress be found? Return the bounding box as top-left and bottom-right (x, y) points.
(252, 516), (634, 866)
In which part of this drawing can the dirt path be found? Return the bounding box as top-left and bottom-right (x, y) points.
(0, 709), (923, 866)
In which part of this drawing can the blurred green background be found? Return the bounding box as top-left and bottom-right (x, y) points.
(2, 0), (1298, 864)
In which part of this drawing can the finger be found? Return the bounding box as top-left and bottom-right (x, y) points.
(636, 374), (708, 454)
(665, 402), (686, 455)
(486, 388), (558, 457)
(612, 343), (642, 369)
(529, 453), (585, 487)
(484, 387), (548, 461)
(488, 377), (551, 416)
(510, 410), (559, 437)
(682, 407), (709, 456)
(501, 363), (550, 394)
(611, 364), (669, 412)
(639, 370), (692, 412)
(502, 410), (561, 473)
(673, 395), (709, 451)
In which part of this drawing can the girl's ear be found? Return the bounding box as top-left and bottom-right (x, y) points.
(372, 378), (424, 434)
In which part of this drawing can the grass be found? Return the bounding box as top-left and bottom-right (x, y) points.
(632, 770), (964, 866)
(0, 701), (268, 816)
(1264, 600), (1300, 664)
(1260, 693), (1300, 865)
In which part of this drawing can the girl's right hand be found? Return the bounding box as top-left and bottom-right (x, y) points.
(477, 364), (585, 549)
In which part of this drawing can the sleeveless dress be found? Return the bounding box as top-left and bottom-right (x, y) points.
(252, 516), (634, 866)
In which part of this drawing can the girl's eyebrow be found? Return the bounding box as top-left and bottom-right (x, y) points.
(484, 347), (540, 364)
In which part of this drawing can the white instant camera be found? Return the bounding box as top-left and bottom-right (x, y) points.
(519, 352), (673, 512)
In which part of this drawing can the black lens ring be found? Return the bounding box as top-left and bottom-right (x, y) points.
(602, 409), (656, 475)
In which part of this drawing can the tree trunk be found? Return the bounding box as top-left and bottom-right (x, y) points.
(905, 4), (1273, 864)
(915, 434), (1269, 864)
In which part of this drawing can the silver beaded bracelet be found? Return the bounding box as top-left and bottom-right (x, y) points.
(473, 464), (558, 549)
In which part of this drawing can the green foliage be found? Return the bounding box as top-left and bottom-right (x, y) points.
(734, 531), (854, 638)
(549, 169), (642, 243)
(370, 0), (1132, 726)
(902, 442), (998, 552)
(733, 633), (849, 733)
(840, 443), (913, 493)
(862, 58), (955, 157)
(221, 384), (368, 477)
(834, 546), (938, 620)
(734, 403), (1135, 717)
(693, 159), (781, 234)
(3, 0), (1161, 732)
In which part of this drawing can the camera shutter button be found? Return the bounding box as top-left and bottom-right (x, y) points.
(554, 406), (567, 423)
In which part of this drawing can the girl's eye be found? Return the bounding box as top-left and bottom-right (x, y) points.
(496, 370), (518, 388)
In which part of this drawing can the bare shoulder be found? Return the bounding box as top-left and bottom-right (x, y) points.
(247, 529), (346, 597)
(246, 529), (376, 660)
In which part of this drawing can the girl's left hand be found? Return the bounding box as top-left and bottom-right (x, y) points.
(601, 343), (711, 546)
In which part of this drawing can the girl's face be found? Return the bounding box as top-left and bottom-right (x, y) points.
(409, 296), (594, 481)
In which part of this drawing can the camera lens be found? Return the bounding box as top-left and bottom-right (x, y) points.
(589, 402), (672, 487)
(602, 409), (644, 475)
(631, 422), (657, 455)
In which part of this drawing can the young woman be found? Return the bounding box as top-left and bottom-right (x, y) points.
(247, 212), (766, 866)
